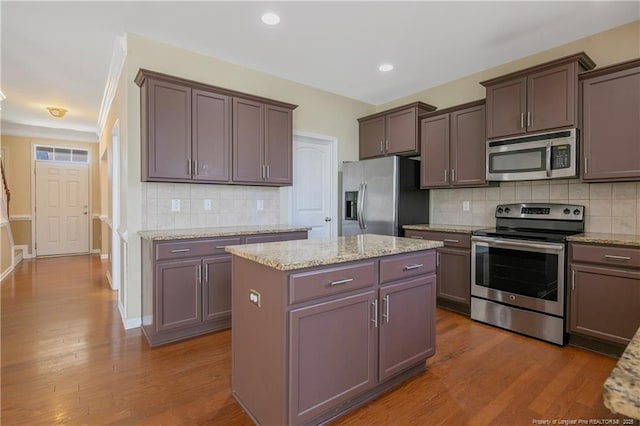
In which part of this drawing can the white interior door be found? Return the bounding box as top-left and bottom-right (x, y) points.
(35, 161), (89, 256)
(291, 133), (337, 240)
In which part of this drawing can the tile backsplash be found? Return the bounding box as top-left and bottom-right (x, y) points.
(430, 180), (640, 234)
(141, 183), (281, 230)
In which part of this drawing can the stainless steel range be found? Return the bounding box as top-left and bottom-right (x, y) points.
(471, 203), (585, 345)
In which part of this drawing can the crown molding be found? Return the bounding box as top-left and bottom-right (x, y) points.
(97, 34), (127, 139)
(0, 121), (99, 143)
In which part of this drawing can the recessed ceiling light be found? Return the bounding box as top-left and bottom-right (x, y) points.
(261, 12), (280, 26)
(379, 64), (394, 72)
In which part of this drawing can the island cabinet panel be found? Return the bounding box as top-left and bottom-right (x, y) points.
(289, 291), (377, 424)
(231, 249), (437, 425)
(580, 60), (640, 181)
(378, 275), (435, 381)
(569, 243), (640, 346)
(141, 230), (307, 347)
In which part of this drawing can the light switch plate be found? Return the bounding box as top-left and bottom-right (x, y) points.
(257, 200), (264, 211)
(204, 199), (212, 211)
(463, 201), (470, 211)
(171, 199), (181, 212)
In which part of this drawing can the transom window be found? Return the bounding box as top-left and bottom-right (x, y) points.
(35, 145), (89, 163)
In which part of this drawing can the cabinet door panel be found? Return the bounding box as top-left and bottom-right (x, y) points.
(192, 90), (230, 182)
(379, 275), (436, 381)
(156, 259), (202, 332)
(387, 108), (418, 154)
(582, 66), (640, 181)
(486, 77), (526, 139)
(203, 256), (232, 323)
(289, 291), (377, 424)
(570, 264), (640, 345)
(451, 104), (486, 187)
(264, 104), (293, 184)
(437, 247), (470, 305)
(420, 114), (450, 188)
(527, 63), (575, 133)
(146, 80), (192, 180)
(233, 98), (264, 183)
(359, 117), (385, 159)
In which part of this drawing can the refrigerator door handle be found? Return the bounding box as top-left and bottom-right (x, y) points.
(360, 182), (367, 229)
(357, 183), (363, 229)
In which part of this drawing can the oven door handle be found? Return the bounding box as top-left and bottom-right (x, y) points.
(472, 236), (564, 251)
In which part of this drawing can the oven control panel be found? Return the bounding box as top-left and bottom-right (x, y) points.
(495, 203), (584, 221)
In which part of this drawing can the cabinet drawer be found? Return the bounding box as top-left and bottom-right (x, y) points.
(405, 230), (470, 249)
(289, 261), (376, 304)
(571, 244), (640, 269)
(380, 251), (436, 284)
(155, 237), (242, 261)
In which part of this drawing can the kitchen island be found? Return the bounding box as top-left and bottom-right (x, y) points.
(226, 234), (443, 425)
(603, 325), (640, 420)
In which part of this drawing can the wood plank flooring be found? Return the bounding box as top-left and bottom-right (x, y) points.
(1, 255), (635, 425)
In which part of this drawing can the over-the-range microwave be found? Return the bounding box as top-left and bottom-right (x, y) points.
(486, 128), (577, 181)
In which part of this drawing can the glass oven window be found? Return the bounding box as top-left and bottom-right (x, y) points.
(475, 245), (559, 301)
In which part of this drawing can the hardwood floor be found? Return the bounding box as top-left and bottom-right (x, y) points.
(1, 255), (634, 425)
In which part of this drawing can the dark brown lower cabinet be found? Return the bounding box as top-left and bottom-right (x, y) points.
(141, 231), (307, 346)
(569, 243), (640, 346)
(404, 229), (471, 313)
(232, 250), (437, 425)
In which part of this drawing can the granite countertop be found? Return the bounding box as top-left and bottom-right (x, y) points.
(603, 326), (640, 420)
(403, 224), (488, 234)
(138, 224), (310, 241)
(225, 234), (444, 271)
(567, 233), (640, 247)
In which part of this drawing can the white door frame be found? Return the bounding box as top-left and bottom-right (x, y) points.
(111, 120), (121, 292)
(289, 130), (338, 238)
(31, 142), (92, 257)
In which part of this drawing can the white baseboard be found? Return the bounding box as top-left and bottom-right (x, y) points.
(91, 249), (101, 254)
(119, 301), (141, 330)
(106, 270), (113, 288)
(0, 264), (14, 282)
(100, 253), (109, 260)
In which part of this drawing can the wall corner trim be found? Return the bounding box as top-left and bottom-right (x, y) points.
(96, 34), (127, 138)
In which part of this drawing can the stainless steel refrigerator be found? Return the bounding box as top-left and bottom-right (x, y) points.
(341, 156), (429, 236)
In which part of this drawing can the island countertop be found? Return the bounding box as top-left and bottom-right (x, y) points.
(225, 234), (444, 271)
(138, 224), (310, 241)
(603, 326), (640, 420)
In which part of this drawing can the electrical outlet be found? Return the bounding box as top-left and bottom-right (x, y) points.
(171, 199), (181, 212)
(249, 289), (261, 307)
(463, 201), (470, 211)
(204, 199), (212, 211)
(257, 199), (264, 211)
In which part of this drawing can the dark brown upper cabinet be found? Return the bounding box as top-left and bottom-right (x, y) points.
(136, 69), (297, 186)
(580, 59), (640, 182)
(420, 100), (486, 188)
(481, 53), (595, 139)
(358, 102), (436, 160)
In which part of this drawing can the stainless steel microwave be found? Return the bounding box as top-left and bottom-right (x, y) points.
(486, 129), (577, 181)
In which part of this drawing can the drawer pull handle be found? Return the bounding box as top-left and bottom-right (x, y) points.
(403, 264), (423, 271)
(170, 248), (191, 253)
(409, 236), (424, 239)
(215, 246), (227, 249)
(443, 239), (459, 243)
(330, 278), (354, 286)
(604, 255), (631, 261)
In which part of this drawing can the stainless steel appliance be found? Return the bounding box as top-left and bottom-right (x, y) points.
(486, 128), (577, 181)
(342, 156), (428, 236)
(471, 203), (585, 345)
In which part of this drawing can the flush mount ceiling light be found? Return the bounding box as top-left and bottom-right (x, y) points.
(46, 107), (67, 118)
(379, 64), (394, 72)
(261, 12), (280, 25)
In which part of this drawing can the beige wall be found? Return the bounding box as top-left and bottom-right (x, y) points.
(0, 135), (102, 254)
(378, 20), (640, 111)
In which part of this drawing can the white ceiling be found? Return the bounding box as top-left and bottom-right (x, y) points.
(1, 1), (639, 139)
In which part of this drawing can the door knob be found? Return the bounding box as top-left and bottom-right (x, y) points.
(83, 212), (88, 215)
(325, 217), (332, 222)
